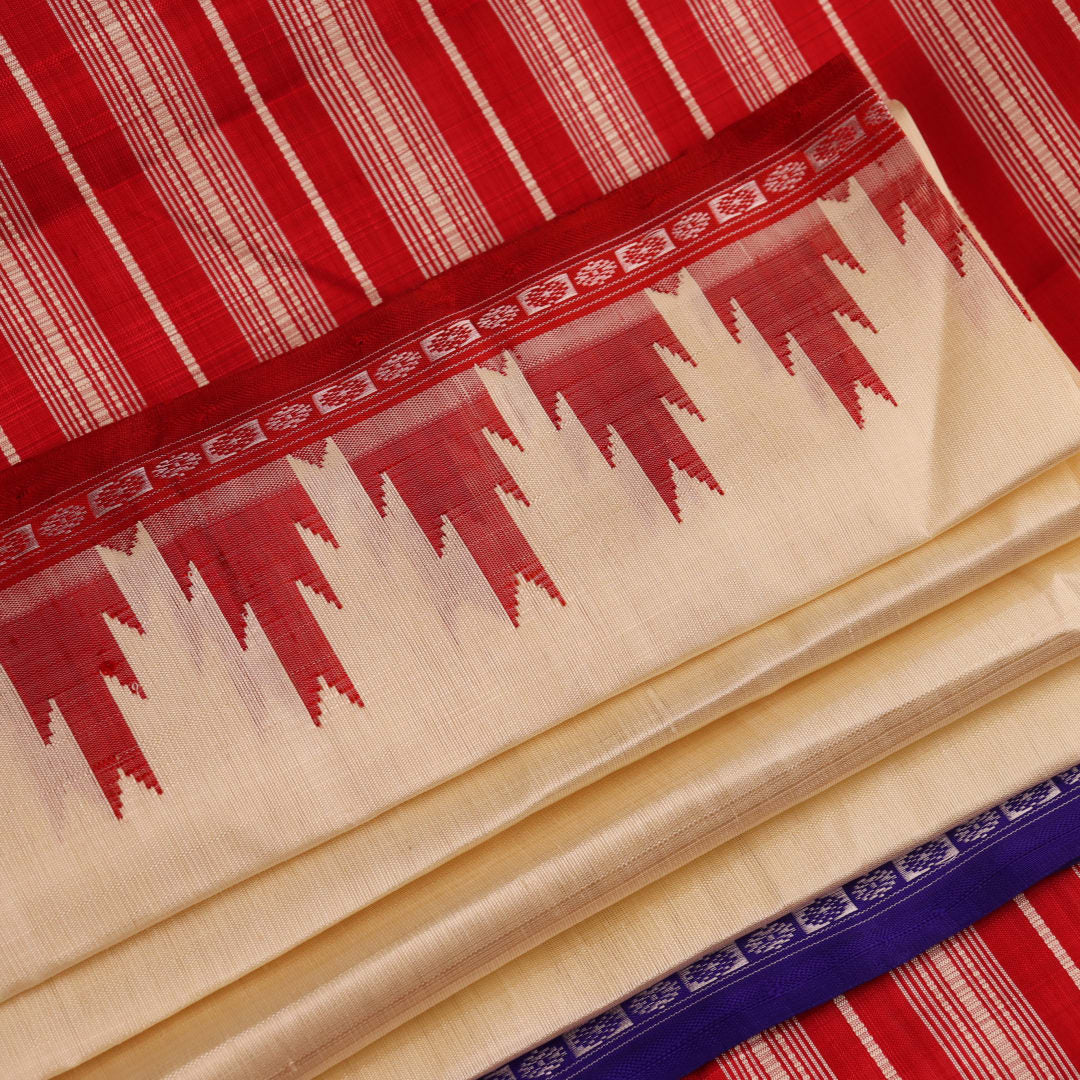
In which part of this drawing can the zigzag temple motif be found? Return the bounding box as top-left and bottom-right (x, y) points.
(0, 58), (1076, 856)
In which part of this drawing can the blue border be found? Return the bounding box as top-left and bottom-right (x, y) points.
(481, 764), (1080, 1080)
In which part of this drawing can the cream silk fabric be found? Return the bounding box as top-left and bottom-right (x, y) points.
(38, 529), (1080, 1080)
(6, 69), (1080, 1080)
(6, 455), (1080, 1079)
(332, 654), (1080, 1080)
(5, 95), (1080, 1004)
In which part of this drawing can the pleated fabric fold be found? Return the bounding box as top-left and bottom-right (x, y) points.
(7, 451), (1080, 1078)
(4, 57), (1080, 1080)
(331, 654), (1080, 1080)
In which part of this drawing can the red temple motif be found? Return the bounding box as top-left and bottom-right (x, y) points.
(0, 142), (981, 818)
(0, 567), (160, 817)
(151, 471), (362, 723)
(514, 313), (723, 520)
(700, 204), (894, 427)
(349, 374), (563, 624)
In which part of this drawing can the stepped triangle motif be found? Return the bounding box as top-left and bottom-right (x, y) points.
(347, 371), (563, 625)
(851, 158), (966, 275)
(510, 310), (723, 521)
(150, 468), (362, 723)
(697, 202), (894, 427)
(0, 565), (160, 818)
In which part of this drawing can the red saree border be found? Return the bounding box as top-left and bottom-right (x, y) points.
(0, 57), (895, 587)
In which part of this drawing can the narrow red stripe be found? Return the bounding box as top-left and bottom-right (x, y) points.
(578, 0), (704, 156)
(973, 881), (1080, 1062)
(1024, 864), (1080, 958)
(0, 45), (195, 408)
(363, 0), (547, 239)
(824, 0), (1080, 367)
(150, 0), (367, 323)
(769, 0), (849, 72)
(798, 1000), (891, 1079)
(0, 339), (65, 461)
(209, 0), (431, 300)
(842, 973), (967, 1079)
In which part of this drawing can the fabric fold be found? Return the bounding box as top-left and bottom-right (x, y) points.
(35, 523), (1080, 1079)
(8, 452), (1080, 1077)
(62, 638), (1080, 1080)
(3, 58), (1080, 1008)
(327, 654), (1080, 1080)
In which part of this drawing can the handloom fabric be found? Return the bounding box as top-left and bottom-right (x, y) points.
(30, 528), (1080, 1079)
(7, 56), (1079, 1006)
(305, 645), (1080, 1080)
(2, 32), (1080, 1080)
(12, 453), (1080, 1078)
(0, 0), (1079, 465)
(480, 766), (1080, 1080)
(686, 862), (1080, 1080)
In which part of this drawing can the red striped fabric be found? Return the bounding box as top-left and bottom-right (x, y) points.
(1, 0), (1079, 468)
(687, 863), (1080, 1080)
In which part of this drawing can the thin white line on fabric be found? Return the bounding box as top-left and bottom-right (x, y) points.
(0, 427), (18, 465)
(893, 959), (1001, 1079)
(958, 928), (1080, 1079)
(0, 165), (115, 434)
(489, 0), (667, 189)
(745, 1031), (798, 1080)
(272, 0), (494, 275)
(625, 0), (715, 138)
(815, 0), (887, 96)
(414, 0), (556, 220)
(1053, 0), (1080, 40)
(62, 0), (335, 355)
(892, 0), (1080, 275)
(836, 994), (902, 1080)
(1014, 892), (1080, 992)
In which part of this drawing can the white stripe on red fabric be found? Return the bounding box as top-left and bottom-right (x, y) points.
(894, 953), (1007, 1079)
(1053, 0), (1080, 41)
(890, 0), (1080, 279)
(414, 0), (556, 221)
(683, 0), (809, 109)
(199, 0), (381, 306)
(625, 0), (715, 138)
(0, 160), (139, 438)
(814, 0), (888, 96)
(271, 0), (498, 277)
(0, 427), (18, 465)
(948, 928), (1080, 1079)
(835, 994), (902, 1079)
(1015, 891), (1080, 992)
(764, 1021), (841, 1079)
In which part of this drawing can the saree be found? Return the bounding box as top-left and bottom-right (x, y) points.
(3, 5), (1080, 1080)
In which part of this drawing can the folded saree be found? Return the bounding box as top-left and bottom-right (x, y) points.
(48, 533), (1080, 1080)
(5, 54), (1080, 1080)
(340, 661), (1080, 1080)
(8, 447), (1080, 1078)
